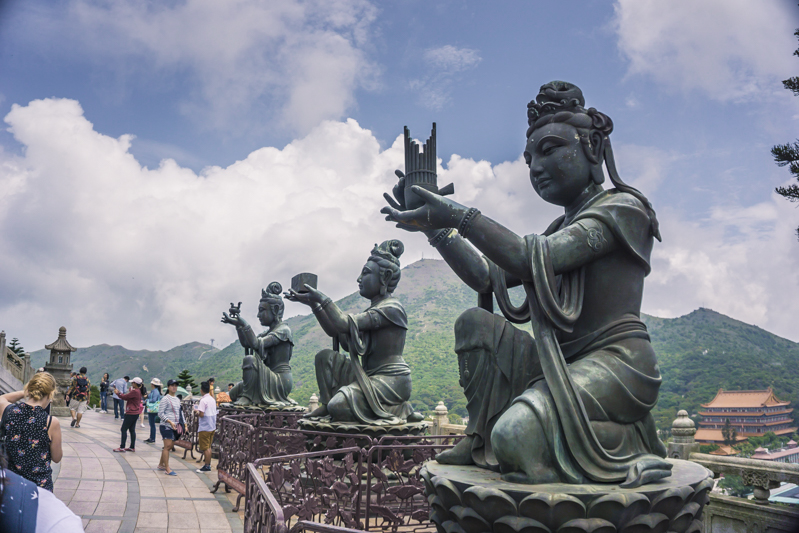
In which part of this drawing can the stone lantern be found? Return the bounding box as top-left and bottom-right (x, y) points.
(43, 326), (77, 417)
(668, 409), (700, 460)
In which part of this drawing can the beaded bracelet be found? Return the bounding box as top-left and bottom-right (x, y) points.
(428, 228), (453, 248)
(458, 207), (481, 239)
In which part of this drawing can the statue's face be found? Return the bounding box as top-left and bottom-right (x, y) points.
(258, 302), (275, 326)
(357, 260), (383, 299)
(524, 122), (592, 206)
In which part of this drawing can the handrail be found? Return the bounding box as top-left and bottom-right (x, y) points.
(247, 462), (287, 533)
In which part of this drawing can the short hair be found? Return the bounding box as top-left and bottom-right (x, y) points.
(25, 372), (57, 401)
(228, 383), (234, 388)
(208, 377), (215, 383)
(201, 381), (210, 394)
(79, 367), (87, 374)
(124, 376), (130, 380)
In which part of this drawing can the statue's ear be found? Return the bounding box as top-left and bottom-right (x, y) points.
(588, 132), (606, 185)
(380, 268), (392, 288)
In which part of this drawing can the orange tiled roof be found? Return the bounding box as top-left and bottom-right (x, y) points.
(709, 444), (739, 456)
(701, 387), (790, 408)
(698, 409), (794, 417)
(695, 428), (748, 443)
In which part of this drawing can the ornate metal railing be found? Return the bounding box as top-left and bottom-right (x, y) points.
(244, 433), (466, 533)
(246, 462), (288, 533)
(175, 399), (199, 459)
(212, 415), (257, 511)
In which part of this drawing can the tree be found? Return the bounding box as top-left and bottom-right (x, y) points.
(722, 418), (738, 446)
(719, 475), (751, 498)
(89, 385), (101, 408)
(772, 28), (799, 240)
(7, 338), (24, 355)
(176, 369), (196, 389)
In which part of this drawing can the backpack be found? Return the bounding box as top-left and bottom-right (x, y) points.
(75, 376), (89, 399)
(146, 391), (161, 414)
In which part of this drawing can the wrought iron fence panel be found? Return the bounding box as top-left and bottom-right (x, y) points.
(246, 462), (288, 533)
(253, 448), (365, 532)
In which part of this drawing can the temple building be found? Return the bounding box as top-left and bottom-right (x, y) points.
(695, 388), (797, 444)
(751, 441), (799, 464)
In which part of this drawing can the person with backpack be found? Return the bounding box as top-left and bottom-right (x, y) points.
(0, 373), (63, 491)
(143, 378), (162, 444)
(67, 367), (91, 429)
(114, 377), (143, 452)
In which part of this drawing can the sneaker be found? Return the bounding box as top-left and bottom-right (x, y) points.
(70, 420), (76, 427)
(113, 448), (126, 453)
(125, 448), (135, 452)
(196, 465), (212, 473)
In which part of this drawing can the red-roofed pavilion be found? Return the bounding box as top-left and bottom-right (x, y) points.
(695, 388), (797, 444)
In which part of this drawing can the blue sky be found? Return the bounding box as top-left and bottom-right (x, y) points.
(1, 0), (799, 350)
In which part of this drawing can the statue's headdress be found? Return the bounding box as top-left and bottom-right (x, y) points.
(526, 81), (661, 241)
(260, 281), (285, 319)
(369, 240), (404, 267)
(368, 240), (404, 294)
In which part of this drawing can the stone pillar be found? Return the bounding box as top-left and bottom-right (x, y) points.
(434, 401), (448, 436)
(668, 409), (700, 460)
(308, 393), (319, 413)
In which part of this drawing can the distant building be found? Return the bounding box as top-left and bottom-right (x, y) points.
(695, 388), (797, 444)
(751, 441), (799, 464)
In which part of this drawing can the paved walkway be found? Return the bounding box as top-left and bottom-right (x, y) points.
(52, 409), (244, 533)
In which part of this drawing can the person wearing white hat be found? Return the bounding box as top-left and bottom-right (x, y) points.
(144, 378), (163, 444)
(114, 377), (144, 452)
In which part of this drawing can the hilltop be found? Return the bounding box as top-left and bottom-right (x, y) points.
(30, 259), (799, 432)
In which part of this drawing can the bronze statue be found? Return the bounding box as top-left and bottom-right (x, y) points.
(221, 282), (297, 408)
(382, 81), (670, 487)
(287, 240), (422, 425)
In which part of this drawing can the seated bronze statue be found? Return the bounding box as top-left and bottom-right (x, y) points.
(221, 282), (298, 408)
(287, 240), (423, 425)
(382, 81), (671, 487)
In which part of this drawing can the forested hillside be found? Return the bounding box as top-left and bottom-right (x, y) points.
(31, 259), (799, 433)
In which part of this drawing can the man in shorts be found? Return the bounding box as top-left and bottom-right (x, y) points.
(68, 367), (91, 428)
(194, 381), (217, 473)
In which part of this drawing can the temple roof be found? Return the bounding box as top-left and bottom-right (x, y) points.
(701, 388), (790, 408)
(694, 428), (748, 443)
(45, 326), (77, 352)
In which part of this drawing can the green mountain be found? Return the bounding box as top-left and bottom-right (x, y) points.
(30, 259), (799, 433)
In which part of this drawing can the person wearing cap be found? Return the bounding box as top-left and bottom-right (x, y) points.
(114, 377), (144, 452)
(143, 378), (163, 444)
(157, 379), (183, 475)
(111, 375), (130, 420)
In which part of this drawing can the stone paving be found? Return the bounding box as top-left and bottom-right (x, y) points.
(53, 409), (244, 533)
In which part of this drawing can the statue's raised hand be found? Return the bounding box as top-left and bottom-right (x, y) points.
(382, 185), (468, 231)
(221, 311), (246, 327)
(285, 284), (327, 307)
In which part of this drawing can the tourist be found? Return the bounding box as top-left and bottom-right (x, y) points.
(0, 373), (63, 491)
(158, 379), (183, 476)
(193, 381), (217, 473)
(143, 378), (162, 444)
(0, 446), (83, 532)
(64, 372), (76, 405)
(99, 373), (110, 413)
(114, 377), (143, 452)
(111, 375), (129, 419)
(207, 377), (216, 399)
(67, 366), (90, 429)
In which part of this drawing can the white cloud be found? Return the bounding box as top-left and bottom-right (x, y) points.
(2, 98), (798, 354)
(614, 0), (797, 101)
(410, 45), (481, 110)
(53, 0), (379, 134)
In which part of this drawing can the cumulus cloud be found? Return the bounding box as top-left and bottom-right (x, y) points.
(409, 45), (481, 110)
(614, 0), (797, 101)
(50, 0), (379, 134)
(2, 98), (797, 352)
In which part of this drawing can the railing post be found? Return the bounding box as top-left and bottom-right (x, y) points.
(308, 393), (319, 413)
(434, 401), (448, 436)
(668, 409), (700, 460)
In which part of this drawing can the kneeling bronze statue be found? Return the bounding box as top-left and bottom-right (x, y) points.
(287, 240), (423, 426)
(383, 81), (671, 488)
(221, 282), (298, 409)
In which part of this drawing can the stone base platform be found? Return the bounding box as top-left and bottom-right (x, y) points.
(420, 459), (712, 533)
(298, 417), (428, 438)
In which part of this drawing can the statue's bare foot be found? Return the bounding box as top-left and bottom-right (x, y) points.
(305, 405), (329, 418)
(500, 471), (536, 484)
(407, 411), (425, 423)
(436, 435), (475, 465)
